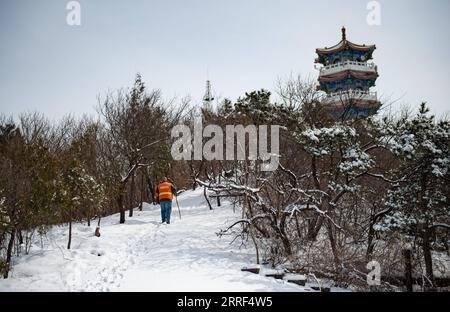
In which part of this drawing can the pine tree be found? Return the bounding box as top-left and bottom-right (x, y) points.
(375, 103), (450, 286)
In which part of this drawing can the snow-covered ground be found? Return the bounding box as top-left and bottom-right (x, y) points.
(0, 188), (326, 292)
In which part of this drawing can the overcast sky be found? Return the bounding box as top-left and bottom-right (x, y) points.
(0, 0), (449, 120)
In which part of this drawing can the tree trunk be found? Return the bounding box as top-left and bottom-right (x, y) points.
(422, 227), (434, 287)
(4, 228), (16, 278)
(216, 193), (221, 207)
(139, 173), (144, 211)
(18, 230), (23, 245)
(118, 190), (125, 224)
(307, 215), (324, 241)
(403, 248), (413, 292)
(204, 186), (212, 210)
(67, 216), (72, 250)
(217, 175), (221, 206)
(271, 215), (292, 257)
(326, 219), (340, 269)
(148, 176), (155, 204)
(280, 235), (292, 256)
(129, 174), (135, 217)
(294, 213), (302, 240)
(366, 220), (375, 261)
(249, 227), (260, 265)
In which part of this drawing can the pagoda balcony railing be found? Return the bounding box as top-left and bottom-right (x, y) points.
(319, 61), (377, 76)
(321, 90), (378, 105)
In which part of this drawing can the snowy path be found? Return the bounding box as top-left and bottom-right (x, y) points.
(0, 188), (306, 292)
(116, 189), (302, 291)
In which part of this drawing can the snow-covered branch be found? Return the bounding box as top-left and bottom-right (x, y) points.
(135, 139), (164, 152)
(217, 214), (272, 237)
(429, 223), (450, 230)
(366, 173), (405, 184)
(121, 162), (152, 183)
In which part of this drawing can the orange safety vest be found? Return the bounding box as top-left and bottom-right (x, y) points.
(157, 181), (173, 201)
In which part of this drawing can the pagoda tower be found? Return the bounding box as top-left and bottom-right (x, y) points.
(316, 27), (381, 119)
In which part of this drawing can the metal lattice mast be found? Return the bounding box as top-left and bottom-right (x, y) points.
(202, 80), (214, 110)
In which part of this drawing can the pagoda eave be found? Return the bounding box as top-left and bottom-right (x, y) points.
(323, 99), (381, 109)
(316, 41), (376, 55)
(318, 70), (379, 83)
(322, 100), (382, 119)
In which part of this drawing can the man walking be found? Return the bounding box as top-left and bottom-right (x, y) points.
(156, 177), (177, 224)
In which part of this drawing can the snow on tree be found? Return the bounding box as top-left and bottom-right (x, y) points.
(56, 161), (106, 249)
(375, 103), (450, 286)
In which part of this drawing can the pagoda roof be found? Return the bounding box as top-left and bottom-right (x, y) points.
(316, 27), (376, 55)
(323, 100), (381, 110)
(319, 70), (378, 83)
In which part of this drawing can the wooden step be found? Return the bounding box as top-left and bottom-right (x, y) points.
(311, 286), (331, 292)
(241, 267), (260, 274)
(284, 274), (307, 286)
